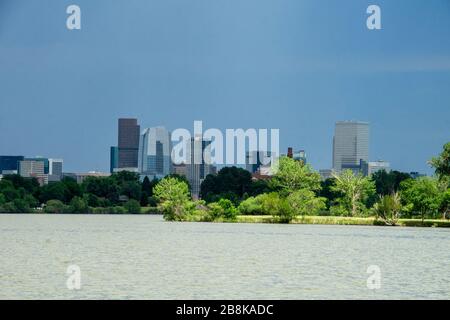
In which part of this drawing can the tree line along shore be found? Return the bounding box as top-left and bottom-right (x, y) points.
(1, 142), (449, 228)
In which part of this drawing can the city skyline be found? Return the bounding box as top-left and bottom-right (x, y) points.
(0, 117), (432, 178)
(1, 0), (449, 174)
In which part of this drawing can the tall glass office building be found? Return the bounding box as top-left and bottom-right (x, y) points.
(186, 135), (212, 198)
(0, 155), (24, 174)
(118, 118), (140, 169)
(138, 127), (172, 179)
(110, 146), (119, 173)
(332, 121), (369, 173)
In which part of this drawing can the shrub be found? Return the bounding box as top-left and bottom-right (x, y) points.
(111, 206), (127, 214)
(124, 199), (141, 214)
(372, 192), (402, 226)
(89, 207), (110, 214)
(45, 200), (67, 213)
(260, 192), (293, 223)
(0, 193), (6, 206)
(69, 196), (89, 213)
(218, 199), (237, 220)
(140, 206), (159, 214)
(0, 202), (18, 213)
(206, 199), (237, 221)
(24, 194), (38, 209)
(207, 202), (224, 220)
(238, 196), (264, 215)
(287, 189), (326, 216)
(12, 198), (31, 213)
(154, 177), (191, 221)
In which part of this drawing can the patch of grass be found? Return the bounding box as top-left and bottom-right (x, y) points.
(397, 219), (450, 228)
(140, 207), (160, 214)
(235, 215), (450, 228)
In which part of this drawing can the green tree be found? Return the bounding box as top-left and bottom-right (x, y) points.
(124, 199), (141, 214)
(23, 194), (38, 209)
(12, 198), (30, 213)
(141, 176), (153, 206)
(257, 192), (291, 222)
(331, 170), (376, 217)
(238, 196), (264, 215)
(154, 177), (191, 221)
(44, 200), (67, 213)
(319, 178), (339, 209)
(82, 176), (119, 204)
(0, 202), (18, 213)
(287, 189), (326, 216)
(429, 142), (450, 181)
(372, 170), (411, 195)
(113, 171), (141, 184)
(270, 156), (321, 196)
(248, 179), (271, 197)
(372, 192), (403, 226)
(61, 177), (82, 203)
(69, 196), (89, 213)
(2, 174), (40, 195)
(141, 176), (152, 194)
(0, 193), (6, 206)
(439, 189), (450, 219)
(207, 199), (237, 220)
(400, 177), (443, 221)
(39, 182), (67, 204)
(200, 167), (252, 202)
(217, 198), (237, 219)
(120, 181), (142, 201)
(0, 179), (22, 202)
(167, 174), (190, 188)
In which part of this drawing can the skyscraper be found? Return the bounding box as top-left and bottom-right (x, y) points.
(245, 150), (272, 174)
(24, 157), (50, 174)
(286, 147), (307, 164)
(332, 121), (369, 174)
(48, 158), (63, 181)
(19, 160), (47, 185)
(138, 126), (172, 179)
(110, 146), (118, 173)
(118, 118), (140, 169)
(0, 155), (24, 174)
(368, 160), (391, 175)
(186, 135), (212, 198)
(293, 150), (307, 164)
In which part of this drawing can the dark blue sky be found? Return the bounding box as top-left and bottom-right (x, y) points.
(0, 0), (449, 174)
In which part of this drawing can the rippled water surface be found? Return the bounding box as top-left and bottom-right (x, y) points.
(1, 214), (449, 299)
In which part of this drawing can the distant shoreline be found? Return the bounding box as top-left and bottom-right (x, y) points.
(3, 212), (448, 228)
(235, 215), (450, 228)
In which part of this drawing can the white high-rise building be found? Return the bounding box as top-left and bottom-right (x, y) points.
(138, 127), (172, 179)
(48, 158), (63, 181)
(333, 121), (369, 173)
(19, 160), (47, 185)
(368, 160), (391, 175)
(186, 135), (212, 198)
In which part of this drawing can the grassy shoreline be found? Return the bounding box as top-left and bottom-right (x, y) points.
(1, 211), (449, 228)
(235, 215), (450, 228)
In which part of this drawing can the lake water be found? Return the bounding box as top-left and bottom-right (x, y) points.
(0, 214), (449, 299)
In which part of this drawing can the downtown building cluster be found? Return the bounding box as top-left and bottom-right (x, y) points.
(110, 119), (217, 197)
(1, 118), (426, 195)
(108, 118), (395, 198)
(0, 156), (63, 185)
(319, 121), (392, 179)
